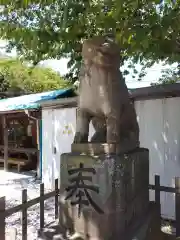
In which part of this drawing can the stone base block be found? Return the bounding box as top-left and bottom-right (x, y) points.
(37, 203), (161, 240)
(128, 202), (161, 240)
(58, 144), (149, 240)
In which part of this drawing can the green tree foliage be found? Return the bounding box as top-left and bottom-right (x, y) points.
(151, 64), (180, 85)
(0, 59), (72, 94)
(0, 1), (180, 80)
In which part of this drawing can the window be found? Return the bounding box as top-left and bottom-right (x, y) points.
(8, 120), (26, 146)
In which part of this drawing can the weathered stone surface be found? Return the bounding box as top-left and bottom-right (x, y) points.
(38, 203), (162, 240)
(124, 202), (161, 240)
(58, 145), (149, 239)
(74, 36), (139, 153)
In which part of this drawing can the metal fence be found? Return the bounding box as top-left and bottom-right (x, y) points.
(149, 175), (180, 237)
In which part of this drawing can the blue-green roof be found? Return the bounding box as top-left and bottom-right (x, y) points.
(0, 88), (74, 112)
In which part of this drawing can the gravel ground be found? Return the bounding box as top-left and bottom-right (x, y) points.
(0, 170), (57, 240)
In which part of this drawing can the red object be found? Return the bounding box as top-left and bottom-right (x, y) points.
(31, 123), (37, 142)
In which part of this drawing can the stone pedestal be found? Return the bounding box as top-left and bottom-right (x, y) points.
(37, 202), (161, 240)
(58, 144), (152, 240)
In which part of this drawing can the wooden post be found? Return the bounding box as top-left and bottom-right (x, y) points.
(36, 119), (40, 150)
(175, 177), (180, 237)
(36, 119), (40, 178)
(0, 197), (5, 240)
(22, 189), (27, 240)
(154, 175), (161, 228)
(2, 115), (8, 171)
(155, 175), (160, 207)
(55, 179), (59, 219)
(40, 183), (44, 230)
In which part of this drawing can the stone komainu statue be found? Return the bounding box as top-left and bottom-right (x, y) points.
(74, 36), (140, 152)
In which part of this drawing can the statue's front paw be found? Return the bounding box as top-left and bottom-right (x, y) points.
(90, 132), (106, 143)
(73, 133), (80, 143)
(73, 133), (89, 143)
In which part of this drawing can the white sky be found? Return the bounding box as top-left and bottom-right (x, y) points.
(0, 39), (177, 89)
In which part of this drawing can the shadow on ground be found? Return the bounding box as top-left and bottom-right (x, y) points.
(38, 223), (84, 240)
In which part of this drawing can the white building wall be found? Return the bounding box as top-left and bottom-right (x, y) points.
(42, 107), (77, 189)
(135, 97), (180, 219)
(42, 109), (54, 190)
